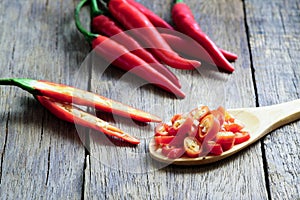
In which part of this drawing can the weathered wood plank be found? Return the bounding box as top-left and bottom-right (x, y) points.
(84, 0), (268, 199)
(0, 0), (88, 199)
(245, 0), (300, 199)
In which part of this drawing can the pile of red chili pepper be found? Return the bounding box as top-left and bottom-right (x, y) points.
(75, 0), (237, 98)
(0, 78), (162, 144)
(153, 105), (250, 159)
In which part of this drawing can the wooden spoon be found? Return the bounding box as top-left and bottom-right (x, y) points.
(149, 99), (300, 165)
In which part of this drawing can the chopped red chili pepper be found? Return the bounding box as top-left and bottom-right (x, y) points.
(153, 104), (251, 159)
(90, 0), (181, 88)
(107, 0), (201, 70)
(172, 0), (235, 72)
(75, 0), (185, 98)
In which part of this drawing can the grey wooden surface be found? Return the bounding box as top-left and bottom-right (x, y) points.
(0, 0), (299, 199)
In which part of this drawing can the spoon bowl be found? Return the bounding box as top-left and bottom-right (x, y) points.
(149, 99), (300, 165)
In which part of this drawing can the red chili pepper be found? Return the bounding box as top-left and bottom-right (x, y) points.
(36, 96), (140, 144)
(219, 49), (238, 62)
(75, 0), (185, 98)
(125, 0), (174, 30)
(90, 1), (181, 88)
(107, 0), (201, 70)
(161, 33), (237, 63)
(161, 33), (214, 65)
(0, 78), (162, 123)
(172, 0), (235, 72)
(91, 35), (185, 98)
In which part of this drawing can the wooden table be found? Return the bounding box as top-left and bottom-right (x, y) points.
(0, 0), (299, 199)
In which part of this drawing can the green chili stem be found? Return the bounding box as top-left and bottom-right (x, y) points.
(0, 78), (37, 94)
(75, 0), (99, 43)
(91, 0), (103, 17)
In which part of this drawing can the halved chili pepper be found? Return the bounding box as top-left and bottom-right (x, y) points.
(161, 33), (237, 63)
(75, 0), (185, 98)
(36, 96), (140, 144)
(90, 0), (181, 88)
(106, 0), (201, 70)
(125, 0), (174, 30)
(172, 0), (235, 72)
(0, 78), (161, 122)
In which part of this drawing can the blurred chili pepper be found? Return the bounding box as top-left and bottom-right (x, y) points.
(125, 0), (174, 30)
(172, 0), (235, 72)
(0, 78), (162, 122)
(35, 96), (140, 144)
(107, 0), (201, 70)
(91, 0), (181, 88)
(75, 0), (185, 98)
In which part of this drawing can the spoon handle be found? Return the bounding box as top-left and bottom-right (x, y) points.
(247, 99), (300, 137)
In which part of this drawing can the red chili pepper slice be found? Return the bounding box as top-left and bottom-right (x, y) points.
(166, 147), (185, 159)
(172, 0), (235, 72)
(183, 136), (201, 158)
(154, 123), (170, 136)
(198, 114), (220, 142)
(36, 96), (140, 144)
(223, 121), (245, 133)
(125, 0), (174, 30)
(215, 131), (235, 151)
(234, 131), (250, 145)
(0, 78), (161, 123)
(189, 105), (210, 122)
(211, 106), (225, 127)
(170, 116), (194, 137)
(201, 141), (223, 156)
(154, 135), (176, 145)
(107, 0), (201, 70)
(91, 5), (181, 88)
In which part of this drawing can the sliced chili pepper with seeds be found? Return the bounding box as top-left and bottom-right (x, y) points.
(0, 78), (165, 144)
(0, 78), (161, 122)
(36, 96), (140, 144)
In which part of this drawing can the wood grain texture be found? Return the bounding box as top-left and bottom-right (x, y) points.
(0, 0), (88, 199)
(245, 0), (300, 199)
(84, 0), (268, 199)
(0, 0), (299, 199)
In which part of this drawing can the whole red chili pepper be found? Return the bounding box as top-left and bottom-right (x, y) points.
(75, 0), (185, 98)
(125, 0), (174, 30)
(107, 0), (201, 70)
(160, 33), (238, 65)
(172, 0), (235, 72)
(161, 33), (215, 64)
(90, 0), (181, 88)
(0, 78), (162, 123)
(35, 96), (140, 144)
